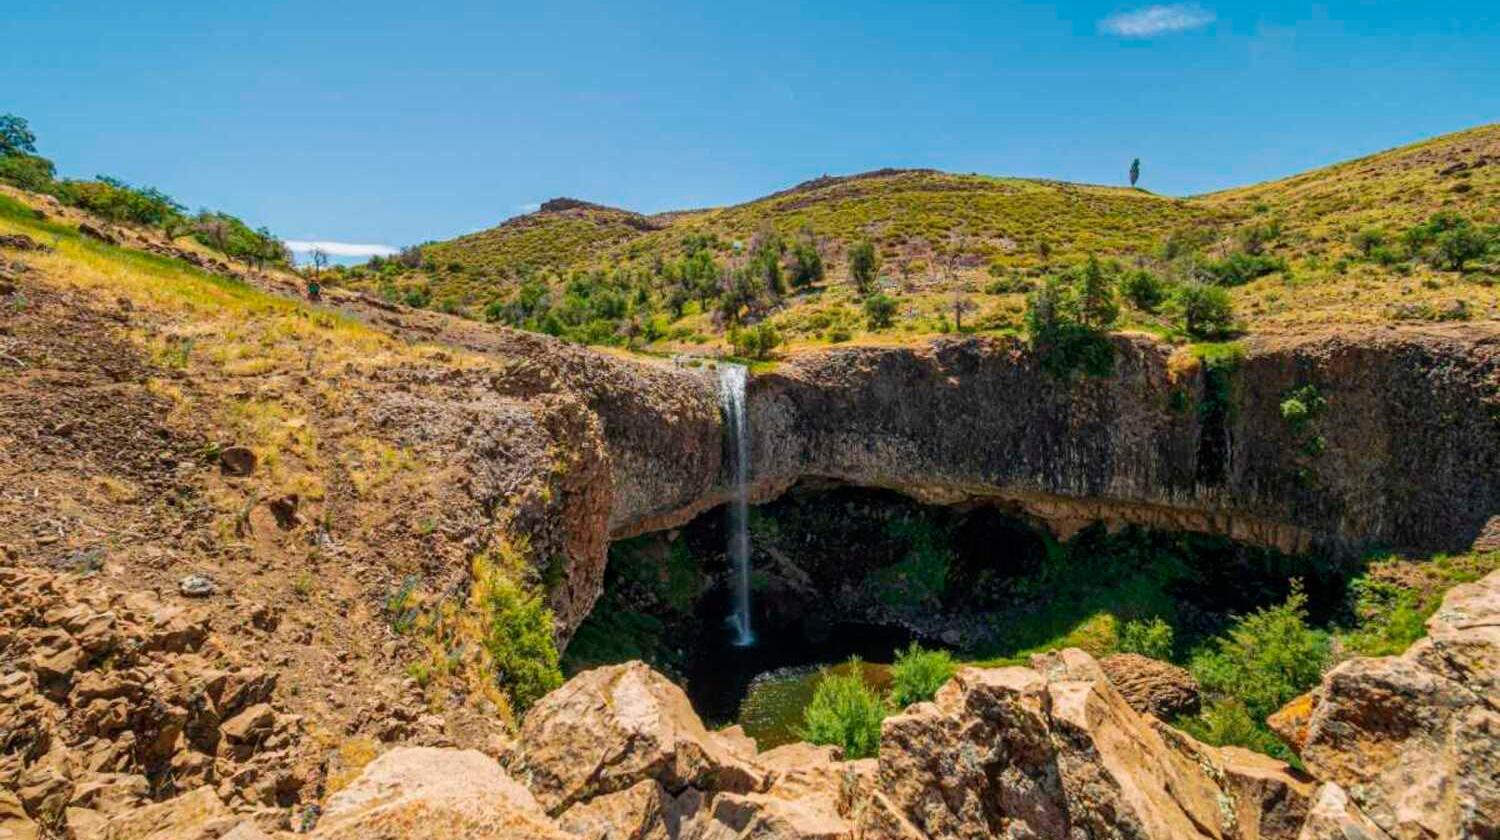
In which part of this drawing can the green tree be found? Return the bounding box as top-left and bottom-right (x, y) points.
(864, 292), (898, 329)
(848, 238), (880, 294)
(1174, 281), (1234, 338)
(798, 658), (887, 759)
(1120, 269), (1167, 313)
(889, 643), (957, 708)
(1074, 256), (1120, 330)
(1434, 226), (1487, 271)
(791, 236), (825, 288)
(1129, 158), (1141, 187)
(0, 154), (57, 192)
(0, 114), (37, 157)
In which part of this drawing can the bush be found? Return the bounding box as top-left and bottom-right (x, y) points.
(481, 574), (564, 713)
(1119, 617), (1174, 660)
(848, 239), (879, 294)
(1173, 281), (1234, 338)
(67, 177), (185, 227)
(863, 293), (898, 329)
(0, 153), (57, 192)
(730, 322), (781, 360)
(1120, 269), (1168, 313)
(889, 643), (957, 707)
(1204, 252), (1285, 287)
(1178, 698), (1294, 761)
(799, 658), (886, 759)
(1189, 582), (1330, 723)
(790, 238), (824, 288)
(1434, 226), (1488, 271)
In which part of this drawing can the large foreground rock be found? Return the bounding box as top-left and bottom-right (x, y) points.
(869, 649), (1312, 839)
(1281, 569), (1500, 839)
(310, 747), (569, 840)
(505, 662), (766, 815)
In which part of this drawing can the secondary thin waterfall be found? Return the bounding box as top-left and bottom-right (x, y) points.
(718, 362), (755, 647)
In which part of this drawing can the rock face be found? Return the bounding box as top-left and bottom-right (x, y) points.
(310, 747), (569, 840)
(1278, 569), (1500, 839)
(596, 329), (1500, 564)
(873, 649), (1312, 839)
(504, 662), (765, 815)
(0, 566), (309, 838)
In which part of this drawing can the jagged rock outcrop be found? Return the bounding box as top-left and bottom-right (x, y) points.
(1273, 569), (1500, 839)
(309, 747), (569, 840)
(503, 661), (766, 816)
(0, 566), (311, 838)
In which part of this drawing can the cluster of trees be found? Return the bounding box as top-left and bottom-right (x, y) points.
(0, 114), (289, 269)
(1023, 254), (1236, 376)
(1352, 212), (1498, 272)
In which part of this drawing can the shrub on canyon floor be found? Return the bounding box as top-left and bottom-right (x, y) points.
(889, 643), (957, 708)
(1118, 616), (1174, 660)
(799, 657), (887, 759)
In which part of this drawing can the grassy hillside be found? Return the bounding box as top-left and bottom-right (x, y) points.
(328, 123), (1497, 355)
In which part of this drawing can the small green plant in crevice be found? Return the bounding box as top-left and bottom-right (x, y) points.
(798, 657), (887, 759)
(1118, 617), (1175, 660)
(1280, 383), (1328, 459)
(1192, 342), (1245, 486)
(479, 568), (563, 713)
(889, 643), (957, 708)
(385, 574), (423, 635)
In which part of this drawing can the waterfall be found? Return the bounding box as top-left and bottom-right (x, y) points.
(718, 363), (755, 647)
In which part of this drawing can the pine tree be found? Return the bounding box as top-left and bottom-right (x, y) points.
(1129, 158), (1141, 187)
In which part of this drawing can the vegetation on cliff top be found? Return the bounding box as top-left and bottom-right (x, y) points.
(317, 123), (1498, 356)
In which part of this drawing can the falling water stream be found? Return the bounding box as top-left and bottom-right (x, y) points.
(718, 363), (755, 647)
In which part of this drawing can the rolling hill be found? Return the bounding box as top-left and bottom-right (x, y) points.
(335, 124), (1499, 351)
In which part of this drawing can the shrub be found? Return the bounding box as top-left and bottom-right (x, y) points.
(799, 658), (887, 759)
(863, 293), (898, 329)
(1203, 252), (1286, 287)
(481, 573), (564, 713)
(848, 239), (879, 294)
(1351, 227), (1385, 257)
(1119, 617), (1174, 660)
(1189, 582), (1330, 723)
(1434, 226), (1488, 271)
(1073, 256), (1119, 330)
(1173, 281), (1234, 339)
(1026, 275), (1115, 378)
(889, 643), (957, 707)
(790, 238), (824, 288)
(1178, 698), (1294, 761)
(0, 153), (57, 192)
(1120, 269), (1168, 313)
(730, 322), (781, 360)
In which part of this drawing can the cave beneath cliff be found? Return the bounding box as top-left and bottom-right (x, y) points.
(565, 481), (1353, 739)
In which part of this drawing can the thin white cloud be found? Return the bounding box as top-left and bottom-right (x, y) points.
(516, 202), (541, 213)
(284, 240), (398, 258)
(1100, 3), (1215, 37)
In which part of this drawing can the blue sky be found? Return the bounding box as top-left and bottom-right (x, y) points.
(4, 1), (1496, 257)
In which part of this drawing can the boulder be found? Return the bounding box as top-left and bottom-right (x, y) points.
(97, 786), (235, 840)
(0, 788), (40, 840)
(311, 747), (570, 839)
(1292, 570), (1500, 839)
(507, 662), (766, 815)
(218, 446), (257, 477)
(867, 653), (1311, 840)
(1294, 784), (1387, 840)
(1098, 652), (1201, 718)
